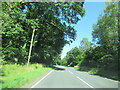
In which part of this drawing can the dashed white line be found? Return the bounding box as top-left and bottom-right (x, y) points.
(76, 76), (94, 88)
(31, 70), (54, 88)
(68, 71), (74, 75)
(68, 70), (94, 89)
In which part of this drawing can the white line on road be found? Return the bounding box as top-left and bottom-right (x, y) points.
(31, 70), (54, 88)
(68, 71), (74, 75)
(76, 76), (94, 89)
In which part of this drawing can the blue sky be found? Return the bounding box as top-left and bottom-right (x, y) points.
(61, 2), (106, 59)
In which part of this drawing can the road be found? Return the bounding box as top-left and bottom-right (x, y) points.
(30, 66), (118, 89)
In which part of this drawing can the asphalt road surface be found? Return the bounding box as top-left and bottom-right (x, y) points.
(30, 66), (118, 88)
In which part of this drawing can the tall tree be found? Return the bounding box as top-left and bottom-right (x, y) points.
(1, 3), (28, 64)
(23, 2), (85, 65)
(80, 38), (92, 51)
(92, 2), (119, 70)
(1, 2), (85, 65)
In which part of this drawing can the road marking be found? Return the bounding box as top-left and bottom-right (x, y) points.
(31, 70), (54, 88)
(76, 76), (94, 88)
(68, 71), (74, 75)
(103, 77), (118, 83)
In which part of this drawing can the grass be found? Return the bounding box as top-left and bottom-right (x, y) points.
(71, 66), (118, 81)
(72, 66), (79, 70)
(1, 64), (52, 88)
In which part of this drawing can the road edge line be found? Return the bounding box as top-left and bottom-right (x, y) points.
(31, 70), (54, 88)
(76, 76), (94, 88)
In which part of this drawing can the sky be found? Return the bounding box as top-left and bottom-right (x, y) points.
(61, 2), (106, 59)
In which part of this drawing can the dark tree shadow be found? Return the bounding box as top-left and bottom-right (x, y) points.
(54, 67), (65, 71)
(49, 66), (65, 71)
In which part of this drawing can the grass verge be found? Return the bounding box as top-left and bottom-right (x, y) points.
(71, 66), (118, 81)
(71, 66), (79, 70)
(1, 64), (52, 88)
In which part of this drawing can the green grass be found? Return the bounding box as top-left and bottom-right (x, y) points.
(1, 64), (52, 88)
(78, 66), (98, 74)
(72, 66), (79, 70)
(88, 68), (98, 74)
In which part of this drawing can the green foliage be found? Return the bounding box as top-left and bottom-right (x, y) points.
(1, 2), (85, 65)
(64, 2), (119, 80)
(63, 38), (92, 67)
(80, 38), (92, 51)
(72, 66), (79, 70)
(92, 2), (118, 53)
(1, 2), (28, 64)
(1, 64), (52, 88)
(64, 47), (81, 66)
(92, 2), (119, 71)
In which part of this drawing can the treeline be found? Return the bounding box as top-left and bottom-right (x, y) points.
(1, 2), (85, 65)
(62, 2), (119, 80)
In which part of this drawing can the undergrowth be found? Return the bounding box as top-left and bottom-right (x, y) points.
(72, 66), (118, 81)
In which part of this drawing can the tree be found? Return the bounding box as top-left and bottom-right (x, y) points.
(1, 3), (28, 64)
(63, 38), (92, 67)
(80, 38), (92, 51)
(66, 47), (81, 66)
(25, 2), (85, 65)
(1, 2), (85, 65)
(92, 2), (118, 52)
(92, 2), (119, 71)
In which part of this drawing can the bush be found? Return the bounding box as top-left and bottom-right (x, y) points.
(99, 54), (113, 70)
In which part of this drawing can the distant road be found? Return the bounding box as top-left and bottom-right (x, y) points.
(30, 66), (118, 88)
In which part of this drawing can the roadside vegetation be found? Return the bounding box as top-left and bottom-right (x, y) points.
(1, 2), (85, 88)
(0, 2), (119, 88)
(1, 2), (85, 66)
(62, 2), (119, 81)
(1, 64), (52, 88)
(71, 66), (118, 80)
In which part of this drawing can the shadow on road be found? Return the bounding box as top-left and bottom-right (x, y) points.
(54, 67), (65, 71)
(49, 66), (65, 71)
